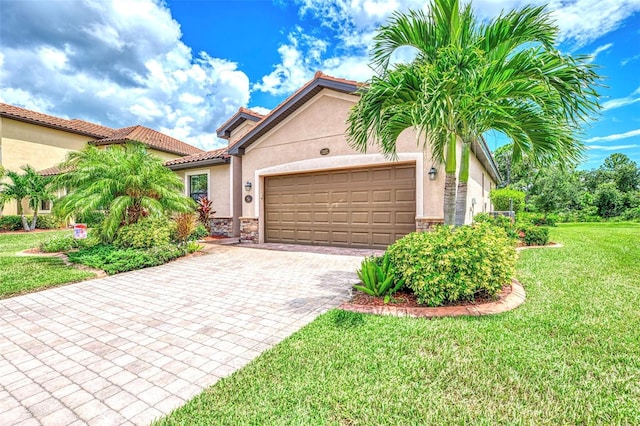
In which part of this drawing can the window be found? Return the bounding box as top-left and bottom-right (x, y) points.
(189, 174), (208, 201)
(40, 200), (52, 211)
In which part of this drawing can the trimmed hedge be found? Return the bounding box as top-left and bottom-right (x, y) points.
(387, 224), (516, 307)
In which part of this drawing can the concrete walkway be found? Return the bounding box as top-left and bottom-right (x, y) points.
(0, 245), (363, 425)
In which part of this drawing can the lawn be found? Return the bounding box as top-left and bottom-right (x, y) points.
(158, 223), (640, 425)
(0, 230), (95, 298)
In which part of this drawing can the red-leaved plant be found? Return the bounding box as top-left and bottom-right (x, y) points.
(196, 196), (215, 228)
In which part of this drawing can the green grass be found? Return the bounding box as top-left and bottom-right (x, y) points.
(158, 222), (640, 425)
(0, 230), (95, 298)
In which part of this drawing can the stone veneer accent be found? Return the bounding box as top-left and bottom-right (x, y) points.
(240, 217), (259, 242)
(416, 217), (445, 231)
(209, 217), (234, 237)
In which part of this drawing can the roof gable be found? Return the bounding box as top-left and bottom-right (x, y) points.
(216, 107), (264, 139)
(227, 72), (361, 155)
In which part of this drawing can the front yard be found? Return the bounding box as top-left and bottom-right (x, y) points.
(158, 223), (640, 425)
(0, 230), (95, 298)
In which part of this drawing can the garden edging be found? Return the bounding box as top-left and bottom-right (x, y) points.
(339, 278), (525, 318)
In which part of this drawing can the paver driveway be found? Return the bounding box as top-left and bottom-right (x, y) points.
(0, 244), (364, 425)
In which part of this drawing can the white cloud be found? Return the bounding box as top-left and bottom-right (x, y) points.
(601, 87), (640, 111)
(0, 0), (251, 150)
(586, 43), (613, 63)
(249, 106), (272, 116)
(586, 128), (640, 142)
(253, 29), (329, 96)
(587, 144), (640, 150)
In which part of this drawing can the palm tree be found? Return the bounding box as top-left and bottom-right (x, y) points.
(23, 165), (54, 230)
(1, 167), (31, 230)
(348, 0), (600, 226)
(53, 143), (196, 242)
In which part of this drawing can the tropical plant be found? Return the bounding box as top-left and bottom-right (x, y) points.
(490, 188), (526, 213)
(347, 0), (600, 226)
(354, 254), (404, 303)
(53, 143), (195, 242)
(0, 165), (52, 231)
(173, 213), (196, 242)
(196, 196), (215, 228)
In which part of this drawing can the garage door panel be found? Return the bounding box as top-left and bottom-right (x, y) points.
(395, 189), (416, 202)
(266, 164), (416, 248)
(372, 190), (392, 202)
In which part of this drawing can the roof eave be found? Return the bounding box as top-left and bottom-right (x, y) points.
(166, 157), (230, 170)
(473, 136), (501, 184)
(216, 112), (262, 139)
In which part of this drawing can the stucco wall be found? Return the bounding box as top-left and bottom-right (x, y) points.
(0, 117), (95, 215)
(174, 164), (231, 217)
(239, 90), (446, 219)
(228, 120), (258, 145)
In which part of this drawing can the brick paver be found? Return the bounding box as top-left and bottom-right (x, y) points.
(0, 244), (362, 425)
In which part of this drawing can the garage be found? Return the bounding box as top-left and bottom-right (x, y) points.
(264, 163), (416, 248)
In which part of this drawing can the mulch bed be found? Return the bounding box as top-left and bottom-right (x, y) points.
(349, 287), (507, 308)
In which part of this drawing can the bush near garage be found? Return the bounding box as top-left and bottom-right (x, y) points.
(386, 223), (516, 307)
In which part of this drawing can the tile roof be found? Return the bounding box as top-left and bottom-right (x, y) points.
(38, 166), (63, 176)
(164, 148), (229, 169)
(228, 72), (362, 155)
(89, 125), (203, 156)
(0, 103), (114, 138)
(1, 103), (203, 156)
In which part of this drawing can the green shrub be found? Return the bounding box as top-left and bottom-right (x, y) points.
(189, 224), (209, 241)
(114, 217), (172, 249)
(518, 213), (556, 227)
(184, 241), (203, 253)
(68, 243), (187, 275)
(473, 212), (518, 239)
(387, 224), (516, 307)
(35, 215), (65, 229)
(518, 225), (550, 246)
(40, 235), (78, 253)
(354, 254), (404, 303)
(490, 188), (526, 213)
(0, 215), (23, 231)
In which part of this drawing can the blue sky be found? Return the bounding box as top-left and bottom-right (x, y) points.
(1, 0), (639, 169)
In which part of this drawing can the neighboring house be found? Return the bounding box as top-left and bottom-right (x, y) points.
(0, 103), (203, 215)
(172, 72), (500, 249)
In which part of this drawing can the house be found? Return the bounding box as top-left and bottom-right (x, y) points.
(171, 72), (500, 249)
(0, 102), (203, 215)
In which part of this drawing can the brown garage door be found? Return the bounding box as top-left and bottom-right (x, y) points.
(265, 164), (416, 248)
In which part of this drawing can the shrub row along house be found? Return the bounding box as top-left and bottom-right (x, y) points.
(1, 72), (498, 248)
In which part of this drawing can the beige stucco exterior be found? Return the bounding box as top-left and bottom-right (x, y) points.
(0, 117), (98, 215)
(174, 164), (231, 218)
(231, 89), (496, 244)
(1, 114), (198, 216)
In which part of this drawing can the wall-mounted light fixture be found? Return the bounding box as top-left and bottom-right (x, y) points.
(428, 167), (438, 181)
(244, 181), (252, 191)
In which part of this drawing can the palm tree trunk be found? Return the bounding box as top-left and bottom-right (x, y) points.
(18, 204), (30, 231)
(443, 133), (457, 226)
(30, 207), (39, 231)
(444, 173), (457, 225)
(455, 143), (471, 226)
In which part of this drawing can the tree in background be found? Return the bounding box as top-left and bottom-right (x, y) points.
(348, 0), (600, 226)
(53, 143), (196, 242)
